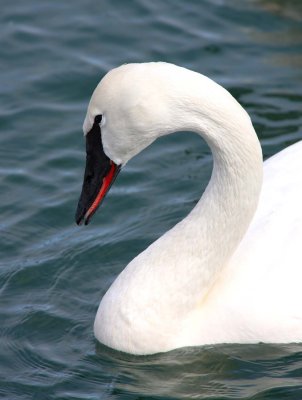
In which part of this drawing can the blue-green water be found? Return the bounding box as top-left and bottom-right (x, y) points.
(1, 0), (302, 398)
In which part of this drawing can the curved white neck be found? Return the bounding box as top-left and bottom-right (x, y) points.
(178, 113), (263, 296)
(141, 74), (263, 318)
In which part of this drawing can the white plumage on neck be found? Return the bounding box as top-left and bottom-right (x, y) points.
(83, 63), (302, 354)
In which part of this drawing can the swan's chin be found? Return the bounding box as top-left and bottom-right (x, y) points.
(75, 121), (120, 225)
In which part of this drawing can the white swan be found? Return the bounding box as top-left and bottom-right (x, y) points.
(75, 62), (302, 355)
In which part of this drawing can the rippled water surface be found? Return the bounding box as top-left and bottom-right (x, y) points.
(1, 0), (302, 399)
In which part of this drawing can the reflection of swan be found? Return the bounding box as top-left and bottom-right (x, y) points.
(96, 342), (302, 397)
(75, 62), (302, 355)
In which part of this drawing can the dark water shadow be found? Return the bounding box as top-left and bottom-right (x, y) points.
(94, 342), (302, 399)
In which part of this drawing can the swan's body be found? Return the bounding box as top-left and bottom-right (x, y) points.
(76, 62), (302, 355)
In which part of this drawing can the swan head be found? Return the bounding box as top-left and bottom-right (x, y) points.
(75, 62), (189, 225)
(82, 62), (183, 165)
(75, 62), (250, 225)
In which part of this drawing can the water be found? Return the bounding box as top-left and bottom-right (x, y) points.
(1, 0), (302, 398)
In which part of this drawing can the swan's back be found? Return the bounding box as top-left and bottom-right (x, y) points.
(240, 139), (302, 284)
(198, 140), (302, 345)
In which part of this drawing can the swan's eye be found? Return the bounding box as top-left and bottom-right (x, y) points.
(94, 114), (102, 124)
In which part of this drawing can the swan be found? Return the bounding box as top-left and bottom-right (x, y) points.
(75, 62), (302, 355)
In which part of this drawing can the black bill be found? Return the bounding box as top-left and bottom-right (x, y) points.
(75, 120), (120, 225)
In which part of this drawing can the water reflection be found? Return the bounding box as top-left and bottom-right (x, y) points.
(250, 1), (302, 70)
(96, 343), (302, 399)
(255, 0), (302, 21)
